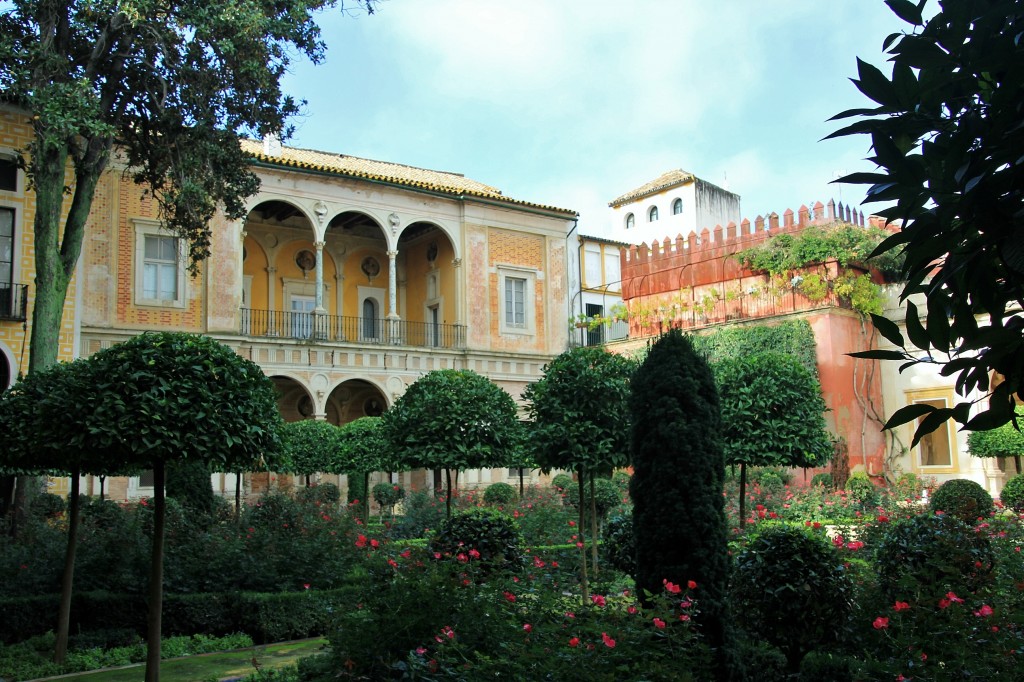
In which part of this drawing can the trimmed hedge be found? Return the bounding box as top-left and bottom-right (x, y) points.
(0, 586), (362, 645)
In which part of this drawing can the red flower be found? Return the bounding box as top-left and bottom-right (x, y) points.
(627, 605), (638, 615)
(355, 534), (367, 548)
(893, 601), (910, 611)
(873, 616), (889, 630)
(504, 591), (517, 603)
(602, 632), (616, 648)
(468, 548), (481, 559)
(370, 539), (379, 549)
(938, 598), (951, 609)
(568, 637), (580, 648)
(591, 594), (606, 607)
(687, 580), (698, 590)
(974, 604), (994, 617)
(653, 617), (666, 629)
(303, 583), (311, 590)
(946, 591), (964, 604)
(877, 515), (890, 523)
(832, 534), (845, 548)
(456, 553), (468, 563)
(663, 579), (681, 594)
(523, 623), (532, 633)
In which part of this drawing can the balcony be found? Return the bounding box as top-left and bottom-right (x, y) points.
(0, 283), (27, 321)
(239, 308), (466, 350)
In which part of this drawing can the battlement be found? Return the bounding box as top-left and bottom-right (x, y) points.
(623, 199), (875, 268)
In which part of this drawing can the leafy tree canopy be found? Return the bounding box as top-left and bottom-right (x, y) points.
(281, 419), (342, 475)
(714, 351), (833, 469)
(382, 369), (522, 473)
(84, 332), (284, 471)
(968, 408), (1024, 459)
(831, 0), (1024, 437)
(524, 346), (635, 475)
(0, 0), (373, 371)
(337, 416), (392, 474)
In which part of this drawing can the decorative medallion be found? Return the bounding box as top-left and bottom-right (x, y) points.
(361, 256), (381, 279)
(295, 249), (316, 273)
(427, 241), (438, 263)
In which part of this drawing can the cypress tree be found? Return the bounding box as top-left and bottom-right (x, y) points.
(630, 329), (733, 677)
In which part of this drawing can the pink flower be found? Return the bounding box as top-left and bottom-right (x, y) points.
(946, 591), (964, 604)
(456, 553), (468, 563)
(602, 632), (616, 648)
(523, 623), (532, 633)
(663, 579), (681, 594)
(568, 637), (580, 648)
(370, 539), (379, 549)
(833, 534), (845, 548)
(591, 594), (606, 607)
(504, 591), (517, 603)
(415, 646), (427, 655)
(893, 601), (910, 611)
(468, 548), (481, 559)
(974, 604), (994, 617)
(938, 598), (951, 610)
(355, 534), (367, 548)
(873, 616), (889, 630)
(653, 617), (666, 629)
(303, 583), (310, 590)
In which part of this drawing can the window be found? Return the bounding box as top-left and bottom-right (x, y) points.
(505, 276), (526, 327)
(907, 390), (958, 472)
(498, 267), (536, 335)
(290, 295), (315, 339)
(625, 213), (635, 230)
(672, 198), (683, 215)
(362, 298), (379, 340)
(583, 243), (602, 287)
(0, 158), (17, 192)
(648, 206), (659, 222)
(1, 208), (12, 291)
(134, 220), (185, 307)
(585, 303), (604, 346)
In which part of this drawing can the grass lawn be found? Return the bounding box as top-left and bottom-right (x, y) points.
(38, 638), (326, 682)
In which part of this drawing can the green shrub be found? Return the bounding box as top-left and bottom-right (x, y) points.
(892, 472), (923, 500)
(1000, 474), (1024, 512)
(601, 512), (636, 578)
(565, 477), (622, 518)
(731, 524), (853, 671)
(482, 482), (518, 506)
(296, 482), (340, 507)
(810, 472), (833, 489)
(845, 471), (879, 509)
(612, 470), (631, 493)
(875, 513), (995, 603)
(929, 478), (994, 523)
(372, 482), (404, 509)
(756, 469), (785, 491)
(29, 492), (67, 518)
(392, 489), (446, 539)
(347, 474), (366, 507)
(430, 508), (524, 572)
(799, 651), (858, 682)
(550, 473), (574, 494)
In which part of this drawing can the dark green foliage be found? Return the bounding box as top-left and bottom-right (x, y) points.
(731, 525), (853, 671)
(347, 474), (366, 506)
(929, 478), (995, 523)
(551, 473), (574, 493)
(834, 0), (1024, 435)
(845, 471), (880, 509)
(629, 330), (731, 659)
(892, 472), (923, 500)
(430, 508), (524, 572)
(875, 513), (995, 603)
(29, 492), (66, 519)
(692, 320), (819, 376)
(392, 489), (446, 539)
(601, 512), (636, 578)
(371, 483), (404, 509)
(166, 459), (216, 516)
(295, 482), (340, 507)
(1000, 475), (1024, 512)
(281, 419), (342, 476)
(968, 408), (1024, 462)
(483, 481), (518, 506)
(798, 651), (858, 682)
(715, 351), (833, 469)
(810, 472), (834, 489)
(565, 477), (622, 519)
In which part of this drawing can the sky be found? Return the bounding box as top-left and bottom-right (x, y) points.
(281, 0), (911, 240)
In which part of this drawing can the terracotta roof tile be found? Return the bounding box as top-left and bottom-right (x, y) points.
(241, 139), (574, 215)
(608, 169), (695, 208)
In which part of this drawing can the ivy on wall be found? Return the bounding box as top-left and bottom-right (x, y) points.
(692, 320), (819, 376)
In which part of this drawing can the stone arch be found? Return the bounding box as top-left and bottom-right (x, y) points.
(325, 377), (390, 425)
(0, 341), (15, 390)
(270, 375), (316, 423)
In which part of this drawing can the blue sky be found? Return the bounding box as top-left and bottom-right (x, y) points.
(281, 1), (909, 239)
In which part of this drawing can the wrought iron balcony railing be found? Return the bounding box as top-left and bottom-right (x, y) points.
(0, 283), (28, 321)
(239, 308), (466, 350)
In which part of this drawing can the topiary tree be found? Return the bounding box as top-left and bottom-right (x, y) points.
(630, 329), (733, 676)
(429, 507), (524, 573)
(968, 408), (1024, 474)
(714, 351), (833, 528)
(371, 482), (404, 522)
(731, 525), (853, 672)
(999, 474), (1024, 512)
(336, 416), (392, 521)
(165, 459), (216, 518)
(280, 418), (342, 487)
(524, 346), (634, 595)
(483, 481), (518, 506)
(382, 370), (522, 518)
(82, 332), (283, 681)
(0, 357), (137, 663)
(929, 478), (995, 523)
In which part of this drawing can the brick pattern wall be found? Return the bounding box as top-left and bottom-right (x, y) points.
(487, 228), (545, 350)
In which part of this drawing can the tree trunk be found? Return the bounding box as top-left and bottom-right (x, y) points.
(145, 462), (166, 682)
(1015, 455), (1021, 475)
(99, 475), (106, 501)
(445, 468), (452, 519)
(577, 469), (589, 603)
(589, 474), (599, 576)
(54, 471), (81, 663)
(738, 462), (747, 529)
(519, 468), (525, 497)
(363, 472), (370, 522)
(9, 476), (29, 538)
(235, 473), (242, 520)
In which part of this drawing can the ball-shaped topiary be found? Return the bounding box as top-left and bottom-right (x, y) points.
(1000, 474), (1024, 512)
(565, 477), (622, 517)
(929, 478), (994, 523)
(296, 482), (341, 507)
(482, 482), (518, 506)
(372, 482), (405, 509)
(429, 507), (524, 572)
(550, 473), (574, 494)
(601, 512), (636, 578)
(731, 525), (853, 671)
(845, 471), (878, 507)
(875, 512), (995, 602)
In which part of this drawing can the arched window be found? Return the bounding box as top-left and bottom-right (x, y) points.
(648, 206), (659, 222)
(672, 198), (683, 215)
(362, 298), (379, 339)
(625, 213), (635, 230)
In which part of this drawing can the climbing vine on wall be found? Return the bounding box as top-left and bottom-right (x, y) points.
(691, 320), (819, 376)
